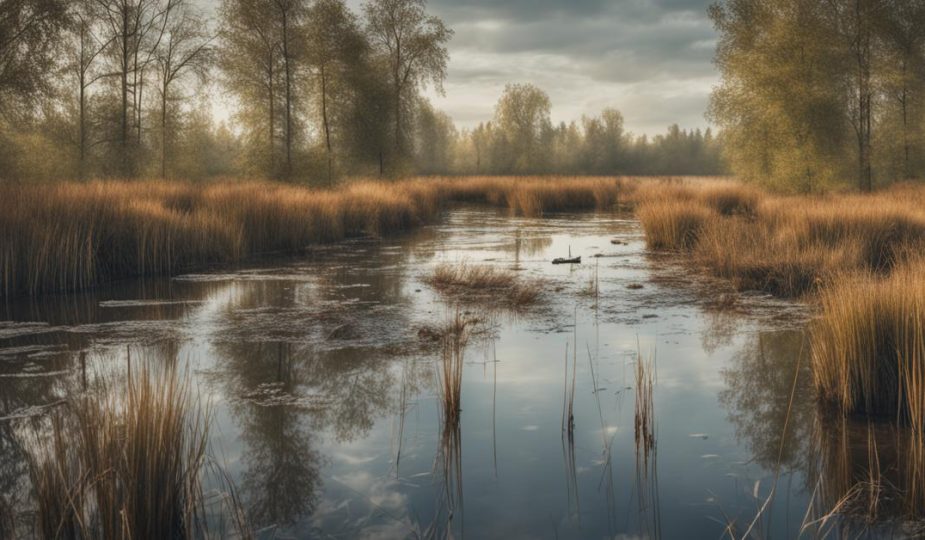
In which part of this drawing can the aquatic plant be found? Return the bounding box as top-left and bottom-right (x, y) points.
(811, 260), (925, 424)
(20, 361), (249, 539)
(635, 180), (925, 297)
(425, 262), (543, 309)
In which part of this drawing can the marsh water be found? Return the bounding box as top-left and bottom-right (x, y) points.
(0, 207), (902, 538)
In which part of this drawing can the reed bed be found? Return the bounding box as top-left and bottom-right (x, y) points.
(0, 176), (626, 298)
(635, 179), (925, 423)
(635, 180), (925, 298)
(425, 262), (543, 308)
(20, 362), (248, 539)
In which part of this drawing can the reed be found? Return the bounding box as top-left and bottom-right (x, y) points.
(21, 362), (248, 539)
(811, 260), (925, 424)
(634, 352), (656, 462)
(0, 176), (628, 298)
(436, 310), (473, 429)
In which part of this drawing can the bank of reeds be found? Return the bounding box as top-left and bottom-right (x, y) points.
(635, 179), (925, 423)
(635, 180), (925, 298)
(21, 363), (248, 539)
(0, 176), (626, 298)
(425, 262), (543, 308)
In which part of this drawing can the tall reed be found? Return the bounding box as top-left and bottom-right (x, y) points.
(21, 362), (248, 539)
(811, 260), (925, 424)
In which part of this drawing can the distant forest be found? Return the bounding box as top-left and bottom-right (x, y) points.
(0, 0), (723, 183)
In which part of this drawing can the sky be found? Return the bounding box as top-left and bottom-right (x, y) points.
(202, 0), (720, 137)
(415, 0), (720, 136)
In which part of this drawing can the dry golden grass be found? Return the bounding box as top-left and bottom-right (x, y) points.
(0, 176), (626, 297)
(635, 179), (925, 297)
(22, 362), (248, 539)
(811, 260), (925, 426)
(425, 262), (544, 308)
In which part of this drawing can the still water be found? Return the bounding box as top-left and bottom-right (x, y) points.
(0, 207), (888, 538)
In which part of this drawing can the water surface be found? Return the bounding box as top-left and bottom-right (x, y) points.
(1, 207), (879, 538)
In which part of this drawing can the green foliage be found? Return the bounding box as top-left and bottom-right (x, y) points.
(709, 0), (925, 191)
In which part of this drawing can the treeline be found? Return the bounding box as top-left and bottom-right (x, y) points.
(0, 0), (452, 182)
(0, 0), (723, 183)
(418, 84), (725, 176)
(710, 0), (925, 191)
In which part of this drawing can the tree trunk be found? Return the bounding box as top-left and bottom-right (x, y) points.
(121, 8), (130, 178)
(161, 82), (168, 179)
(282, 7), (293, 180)
(321, 64), (333, 183)
(269, 60), (276, 178)
(901, 61), (911, 180)
(855, 0), (873, 192)
(79, 56), (87, 181)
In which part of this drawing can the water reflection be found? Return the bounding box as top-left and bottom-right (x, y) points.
(720, 329), (813, 472)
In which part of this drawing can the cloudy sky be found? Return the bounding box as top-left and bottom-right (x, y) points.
(415, 0), (720, 135)
(202, 0), (719, 136)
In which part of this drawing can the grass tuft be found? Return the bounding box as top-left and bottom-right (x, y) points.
(21, 361), (248, 539)
(425, 262), (543, 308)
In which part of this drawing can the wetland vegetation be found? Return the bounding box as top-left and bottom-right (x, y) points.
(3, 0), (925, 537)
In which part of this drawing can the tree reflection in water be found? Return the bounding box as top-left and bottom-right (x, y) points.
(720, 327), (925, 535)
(719, 329), (814, 473)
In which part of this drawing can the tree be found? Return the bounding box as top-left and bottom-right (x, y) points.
(154, 1), (211, 178)
(710, 0), (925, 190)
(306, 0), (368, 182)
(709, 0), (851, 190)
(493, 83), (552, 173)
(363, 0), (452, 169)
(219, 0), (308, 180)
(414, 98), (455, 174)
(65, 0), (111, 178)
(0, 0), (69, 116)
(93, 0), (178, 177)
(0, 0), (69, 120)
(878, 1), (925, 180)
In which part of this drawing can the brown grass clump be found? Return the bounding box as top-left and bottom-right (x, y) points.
(22, 362), (248, 539)
(637, 200), (713, 250)
(436, 176), (625, 216)
(425, 262), (543, 308)
(811, 260), (925, 425)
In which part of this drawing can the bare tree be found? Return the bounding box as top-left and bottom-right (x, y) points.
(66, 1), (113, 178)
(154, 1), (212, 178)
(93, 0), (176, 176)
